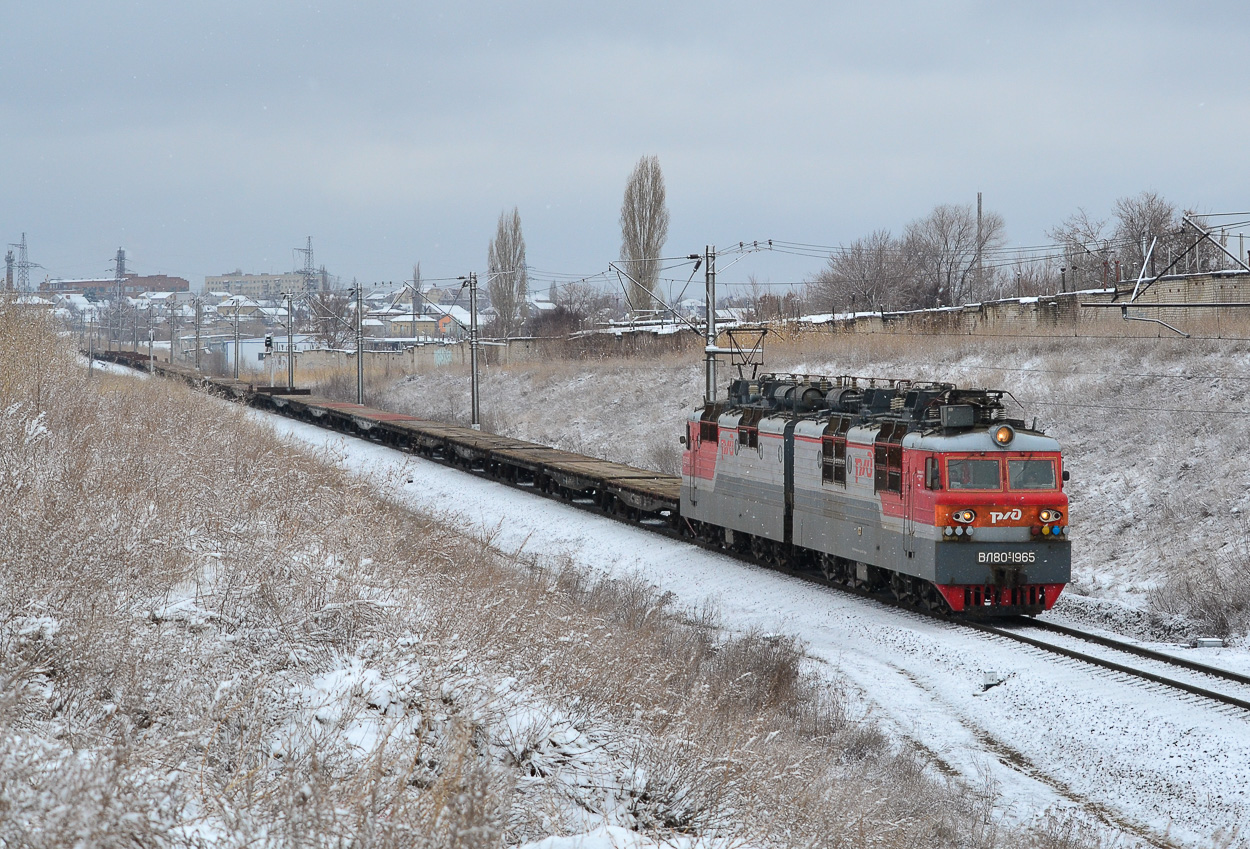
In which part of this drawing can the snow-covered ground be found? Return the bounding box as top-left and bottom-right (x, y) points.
(262, 411), (1250, 849)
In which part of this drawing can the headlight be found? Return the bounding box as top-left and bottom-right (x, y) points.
(1039, 509), (1063, 523)
(952, 509), (976, 523)
(993, 425), (1015, 446)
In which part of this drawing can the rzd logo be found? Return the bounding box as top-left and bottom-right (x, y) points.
(989, 508), (1023, 524)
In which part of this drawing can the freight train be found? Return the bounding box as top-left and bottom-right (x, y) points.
(680, 373), (1070, 615)
(91, 351), (1068, 617)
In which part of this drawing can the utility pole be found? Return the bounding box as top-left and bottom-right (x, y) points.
(704, 245), (717, 404)
(295, 237), (315, 294)
(355, 285), (364, 404)
(114, 247), (127, 302)
(7, 234), (39, 292)
(975, 192), (983, 302)
(194, 298), (202, 371)
(469, 272), (480, 430)
(284, 292), (295, 391)
(233, 303), (241, 379)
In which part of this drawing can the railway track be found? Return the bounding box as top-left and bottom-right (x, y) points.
(93, 349), (1250, 717)
(963, 618), (1250, 712)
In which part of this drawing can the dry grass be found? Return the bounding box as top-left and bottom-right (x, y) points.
(0, 299), (1106, 847)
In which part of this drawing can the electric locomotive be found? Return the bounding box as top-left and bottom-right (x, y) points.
(680, 373), (1070, 616)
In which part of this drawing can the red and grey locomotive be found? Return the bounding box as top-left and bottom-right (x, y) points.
(681, 373), (1070, 615)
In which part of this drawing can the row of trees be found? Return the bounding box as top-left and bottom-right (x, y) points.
(807, 203), (1006, 314)
(809, 192), (1238, 313)
(465, 177), (1238, 334)
(482, 155), (672, 337)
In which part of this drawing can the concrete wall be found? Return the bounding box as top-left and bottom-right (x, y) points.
(809, 271), (1250, 339)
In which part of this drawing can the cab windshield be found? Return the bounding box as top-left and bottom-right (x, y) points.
(1007, 458), (1057, 490)
(946, 458), (1001, 490)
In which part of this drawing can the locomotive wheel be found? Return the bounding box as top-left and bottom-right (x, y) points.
(920, 583), (951, 614)
(859, 564), (889, 593)
(818, 554), (838, 582)
(749, 535), (769, 563)
(890, 573), (917, 604)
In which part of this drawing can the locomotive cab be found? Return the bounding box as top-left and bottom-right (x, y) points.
(920, 428), (1070, 614)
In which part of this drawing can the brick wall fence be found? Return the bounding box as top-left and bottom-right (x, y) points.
(805, 270), (1250, 339)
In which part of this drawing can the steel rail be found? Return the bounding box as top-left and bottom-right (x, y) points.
(963, 620), (1250, 713)
(1023, 619), (1250, 687)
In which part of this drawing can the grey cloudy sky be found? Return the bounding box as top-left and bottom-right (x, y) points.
(3, 1), (1247, 294)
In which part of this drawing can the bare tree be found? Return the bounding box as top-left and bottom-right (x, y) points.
(1112, 191), (1177, 276)
(1108, 191), (1221, 277)
(554, 281), (615, 323)
(1048, 209), (1116, 289)
(807, 230), (908, 314)
(619, 155), (670, 312)
(903, 202), (1006, 307)
(306, 289), (354, 348)
(1002, 252), (1060, 298)
(487, 207), (528, 337)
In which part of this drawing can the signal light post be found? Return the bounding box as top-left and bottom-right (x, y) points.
(283, 292), (295, 391)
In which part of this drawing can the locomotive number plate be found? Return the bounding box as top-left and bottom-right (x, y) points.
(978, 551), (1036, 564)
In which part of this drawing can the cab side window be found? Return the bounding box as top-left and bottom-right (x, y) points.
(874, 422), (905, 494)
(821, 415), (851, 485)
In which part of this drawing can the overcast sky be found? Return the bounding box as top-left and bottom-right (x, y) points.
(3, 1), (1247, 295)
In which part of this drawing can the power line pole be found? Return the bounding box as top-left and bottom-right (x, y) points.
(284, 292), (295, 391)
(295, 237), (315, 294)
(704, 245), (717, 404)
(194, 298), (202, 371)
(469, 272), (480, 430)
(976, 192), (983, 302)
(114, 247), (127, 301)
(355, 284), (364, 404)
(233, 303), (241, 379)
(7, 234), (38, 292)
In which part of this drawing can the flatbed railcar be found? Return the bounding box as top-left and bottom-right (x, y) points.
(90, 351), (682, 527)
